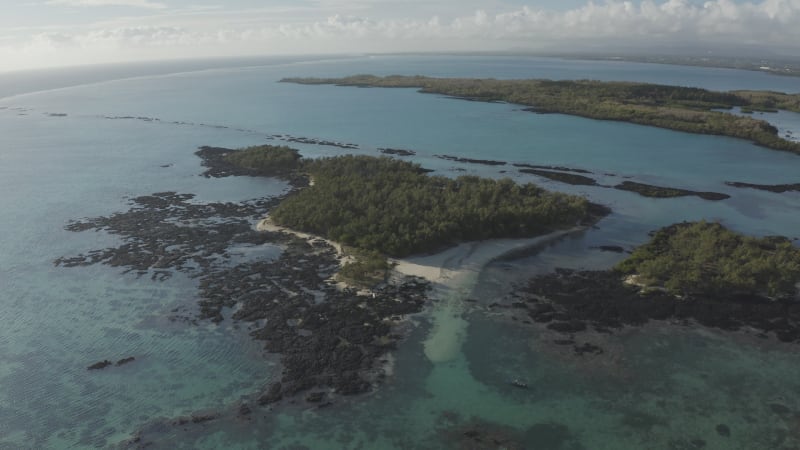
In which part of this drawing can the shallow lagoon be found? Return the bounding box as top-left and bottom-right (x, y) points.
(1, 55), (800, 448)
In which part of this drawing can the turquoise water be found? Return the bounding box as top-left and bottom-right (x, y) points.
(1, 55), (800, 449)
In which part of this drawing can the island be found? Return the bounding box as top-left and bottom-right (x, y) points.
(511, 221), (800, 342)
(264, 149), (599, 256)
(58, 143), (610, 415)
(281, 75), (800, 154)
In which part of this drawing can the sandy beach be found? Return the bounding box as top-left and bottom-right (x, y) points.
(390, 227), (587, 363)
(258, 215), (583, 288)
(391, 226), (586, 286)
(257, 215), (587, 364)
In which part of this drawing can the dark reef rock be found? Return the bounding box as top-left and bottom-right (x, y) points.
(519, 168), (598, 186)
(769, 403), (792, 415)
(55, 191), (281, 278)
(116, 357), (135, 366)
(435, 154), (507, 166)
(513, 163), (592, 174)
(87, 360), (112, 370)
(190, 413), (217, 424)
(305, 392), (325, 403)
(521, 106), (557, 115)
(259, 382), (283, 405)
(514, 269), (800, 341)
(614, 181), (730, 201)
(573, 342), (604, 355)
(378, 148), (416, 156)
(441, 420), (526, 450)
(591, 245), (626, 253)
(283, 135), (358, 149)
(726, 181), (800, 193)
(60, 194), (429, 400)
(58, 147), (431, 406)
(547, 320), (587, 333)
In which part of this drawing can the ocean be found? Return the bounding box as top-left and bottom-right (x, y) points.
(1, 54), (800, 449)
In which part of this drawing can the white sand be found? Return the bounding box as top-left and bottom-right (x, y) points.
(392, 227), (584, 286)
(257, 217), (353, 265)
(391, 227), (586, 363)
(256, 216), (586, 364)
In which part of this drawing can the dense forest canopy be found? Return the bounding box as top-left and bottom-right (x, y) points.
(282, 75), (800, 154)
(616, 221), (800, 299)
(225, 145), (593, 258)
(273, 155), (591, 257)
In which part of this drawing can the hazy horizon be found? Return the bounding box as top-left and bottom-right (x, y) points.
(2, 0), (799, 72)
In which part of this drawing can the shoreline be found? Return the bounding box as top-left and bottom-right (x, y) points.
(258, 215), (587, 290)
(392, 226), (590, 363)
(282, 75), (800, 155)
(257, 216), (591, 365)
(391, 226), (588, 287)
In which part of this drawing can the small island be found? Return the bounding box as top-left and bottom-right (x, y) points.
(220, 144), (606, 257)
(274, 157), (596, 254)
(215, 144), (609, 285)
(281, 75), (800, 154)
(514, 221), (800, 341)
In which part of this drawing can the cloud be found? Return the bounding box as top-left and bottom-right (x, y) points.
(45, 0), (167, 9)
(3, 0), (800, 71)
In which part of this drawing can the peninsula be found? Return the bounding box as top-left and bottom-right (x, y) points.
(281, 75), (800, 154)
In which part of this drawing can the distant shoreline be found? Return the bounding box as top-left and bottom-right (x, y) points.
(283, 75), (800, 155)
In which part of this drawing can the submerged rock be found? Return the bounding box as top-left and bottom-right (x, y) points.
(514, 269), (800, 342)
(116, 357), (135, 366)
(305, 392), (325, 403)
(726, 181), (800, 193)
(519, 168), (598, 186)
(614, 181), (729, 201)
(259, 383), (283, 405)
(87, 360), (112, 370)
(378, 148), (416, 156)
(435, 154), (507, 166)
(592, 245), (626, 253)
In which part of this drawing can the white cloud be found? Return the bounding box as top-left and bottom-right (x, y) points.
(3, 0), (800, 71)
(45, 0), (167, 9)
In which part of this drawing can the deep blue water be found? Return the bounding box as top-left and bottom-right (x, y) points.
(1, 55), (800, 449)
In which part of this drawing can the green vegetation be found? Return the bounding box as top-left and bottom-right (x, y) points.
(244, 151), (593, 258)
(282, 75), (800, 154)
(224, 145), (302, 176)
(338, 248), (393, 288)
(616, 221), (800, 299)
(221, 145), (596, 284)
(733, 90), (800, 112)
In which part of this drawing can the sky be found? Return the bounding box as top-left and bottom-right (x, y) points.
(1, 0), (799, 72)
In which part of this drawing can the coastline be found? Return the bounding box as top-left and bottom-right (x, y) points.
(391, 226), (588, 287)
(282, 75), (800, 155)
(257, 215), (587, 290)
(391, 226), (591, 363)
(258, 215), (590, 365)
